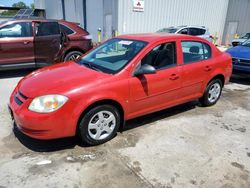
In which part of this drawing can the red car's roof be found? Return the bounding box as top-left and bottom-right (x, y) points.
(117, 33), (206, 43)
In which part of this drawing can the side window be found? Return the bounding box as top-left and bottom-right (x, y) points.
(59, 24), (74, 35)
(181, 41), (211, 64)
(189, 28), (199, 36)
(36, 22), (60, 36)
(199, 29), (206, 35)
(0, 22), (32, 38)
(141, 42), (176, 70)
(178, 28), (188, 35)
(203, 43), (212, 59)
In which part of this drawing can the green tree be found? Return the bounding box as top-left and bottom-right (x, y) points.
(1, 1), (29, 17)
(30, 3), (35, 9)
(12, 1), (28, 8)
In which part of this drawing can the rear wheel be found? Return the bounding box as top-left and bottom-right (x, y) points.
(64, 51), (82, 62)
(199, 79), (223, 106)
(78, 105), (120, 145)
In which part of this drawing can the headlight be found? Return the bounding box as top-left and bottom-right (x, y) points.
(28, 95), (68, 113)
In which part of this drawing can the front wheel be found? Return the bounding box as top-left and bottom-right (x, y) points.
(78, 105), (120, 145)
(199, 79), (223, 106)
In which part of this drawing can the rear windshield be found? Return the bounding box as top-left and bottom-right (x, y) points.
(59, 24), (74, 35)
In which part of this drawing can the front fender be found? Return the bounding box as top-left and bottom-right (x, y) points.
(70, 79), (130, 133)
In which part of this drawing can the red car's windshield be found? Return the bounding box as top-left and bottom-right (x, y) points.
(77, 38), (147, 74)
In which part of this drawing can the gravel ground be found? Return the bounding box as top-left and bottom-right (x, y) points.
(0, 69), (250, 188)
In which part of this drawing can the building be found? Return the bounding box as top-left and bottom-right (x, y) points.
(222, 0), (250, 45)
(34, 0), (250, 45)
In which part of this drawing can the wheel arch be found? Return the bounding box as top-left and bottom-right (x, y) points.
(208, 74), (225, 87)
(76, 99), (125, 135)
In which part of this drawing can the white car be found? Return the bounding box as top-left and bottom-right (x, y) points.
(157, 25), (213, 43)
(232, 33), (250, 46)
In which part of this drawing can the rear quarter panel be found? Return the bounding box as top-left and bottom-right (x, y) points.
(60, 21), (92, 60)
(205, 50), (232, 87)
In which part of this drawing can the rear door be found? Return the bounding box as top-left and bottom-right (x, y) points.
(180, 40), (212, 100)
(34, 21), (61, 67)
(0, 21), (34, 68)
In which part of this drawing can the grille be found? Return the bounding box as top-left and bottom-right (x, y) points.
(14, 91), (28, 106)
(18, 91), (28, 100)
(232, 58), (250, 67)
(14, 94), (23, 105)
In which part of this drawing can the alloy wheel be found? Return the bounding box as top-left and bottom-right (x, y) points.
(68, 54), (80, 61)
(208, 82), (221, 103)
(87, 110), (116, 140)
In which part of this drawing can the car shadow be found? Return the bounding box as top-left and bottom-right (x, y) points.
(13, 101), (199, 152)
(123, 101), (198, 131)
(0, 68), (36, 79)
(13, 124), (79, 152)
(230, 75), (250, 86)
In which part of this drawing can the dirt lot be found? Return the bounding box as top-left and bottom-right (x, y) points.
(0, 70), (250, 188)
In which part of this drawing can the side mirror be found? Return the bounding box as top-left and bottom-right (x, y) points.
(134, 64), (156, 76)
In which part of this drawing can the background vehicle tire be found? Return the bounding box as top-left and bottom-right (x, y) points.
(64, 51), (82, 61)
(78, 105), (120, 146)
(199, 79), (223, 107)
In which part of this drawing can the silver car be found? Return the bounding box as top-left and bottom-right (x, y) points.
(157, 25), (213, 43)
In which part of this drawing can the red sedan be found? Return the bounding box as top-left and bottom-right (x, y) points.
(9, 34), (232, 145)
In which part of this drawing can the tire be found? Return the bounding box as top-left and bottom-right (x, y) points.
(199, 79), (223, 107)
(64, 51), (83, 62)
(78, 105), (120, 146)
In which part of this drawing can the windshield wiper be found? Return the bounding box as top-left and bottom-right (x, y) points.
(81, 61), (103, 72)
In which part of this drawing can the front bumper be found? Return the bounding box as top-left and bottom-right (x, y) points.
(9, 88), (77, 140)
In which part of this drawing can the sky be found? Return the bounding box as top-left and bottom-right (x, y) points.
(0, 0), (34, 7)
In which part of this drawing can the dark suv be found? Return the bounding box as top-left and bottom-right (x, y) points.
(0, 19), (92, 70)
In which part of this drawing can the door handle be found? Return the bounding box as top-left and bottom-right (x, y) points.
(169, 74), (179, 80)
(23, 41), (31, 45)
(204, 65), (212, 72)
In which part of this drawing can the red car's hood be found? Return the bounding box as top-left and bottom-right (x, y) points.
(18, 62), (109, 98)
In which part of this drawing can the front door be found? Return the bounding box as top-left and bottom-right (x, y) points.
(0, 21), (34, 68)
(34, 21), (61, 67)
(129, 41), (182, 118)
